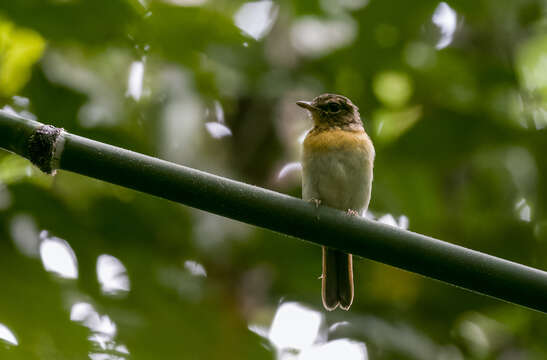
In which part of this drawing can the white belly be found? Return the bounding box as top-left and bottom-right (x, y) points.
(302, 147), (373, 213)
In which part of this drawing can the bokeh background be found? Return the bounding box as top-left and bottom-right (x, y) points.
(1, 0), (547, 359)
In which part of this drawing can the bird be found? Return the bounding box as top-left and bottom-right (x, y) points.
(297, 93), (375, 311)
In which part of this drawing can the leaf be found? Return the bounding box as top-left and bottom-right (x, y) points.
(0, 18), (45, 96)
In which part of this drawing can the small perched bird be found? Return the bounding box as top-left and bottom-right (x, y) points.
(297, 94), (375, 311)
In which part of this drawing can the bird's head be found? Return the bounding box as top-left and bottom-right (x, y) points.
(297, 93), (361, 128)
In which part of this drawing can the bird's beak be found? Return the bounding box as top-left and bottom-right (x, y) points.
(296, 101), (318, 112)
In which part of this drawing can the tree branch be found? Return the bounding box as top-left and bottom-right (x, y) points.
(2, 109), (547, 313)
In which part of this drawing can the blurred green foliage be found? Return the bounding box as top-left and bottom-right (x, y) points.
(0, 18), (45, 96)
(1, 0), (547, 359)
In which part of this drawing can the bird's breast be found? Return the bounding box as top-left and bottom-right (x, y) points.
(301, 128), (375, 211)
(303, 128), (374, 158)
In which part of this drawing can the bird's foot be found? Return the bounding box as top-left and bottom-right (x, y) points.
(346, 209), (360, 216)
(309, 198), (322, 208)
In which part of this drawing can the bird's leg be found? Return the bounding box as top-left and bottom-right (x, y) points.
(309, 198), (322, 208)
(346, 209), (360, 216)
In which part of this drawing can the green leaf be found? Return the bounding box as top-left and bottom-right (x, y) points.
(0, 18), (45, 96)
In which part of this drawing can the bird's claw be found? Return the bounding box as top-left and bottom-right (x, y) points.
(346, 209), (360, 216)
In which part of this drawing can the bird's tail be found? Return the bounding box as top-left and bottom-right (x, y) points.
(322, 247), (354, 311)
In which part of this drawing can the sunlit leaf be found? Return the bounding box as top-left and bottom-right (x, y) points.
(516, 33), (547, 96)
(372, 70), (413, 108)
(0, 154), (51, 187)
(372, 105), (422, 144)
(0, 18), (45, 96)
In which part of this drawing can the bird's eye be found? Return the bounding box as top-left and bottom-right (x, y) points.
(327, 103), (341, 113)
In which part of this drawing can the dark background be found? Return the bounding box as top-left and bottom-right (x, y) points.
(1, 0), (547, 359)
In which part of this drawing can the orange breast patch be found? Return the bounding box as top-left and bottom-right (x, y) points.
(303, 128), (370, 152)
